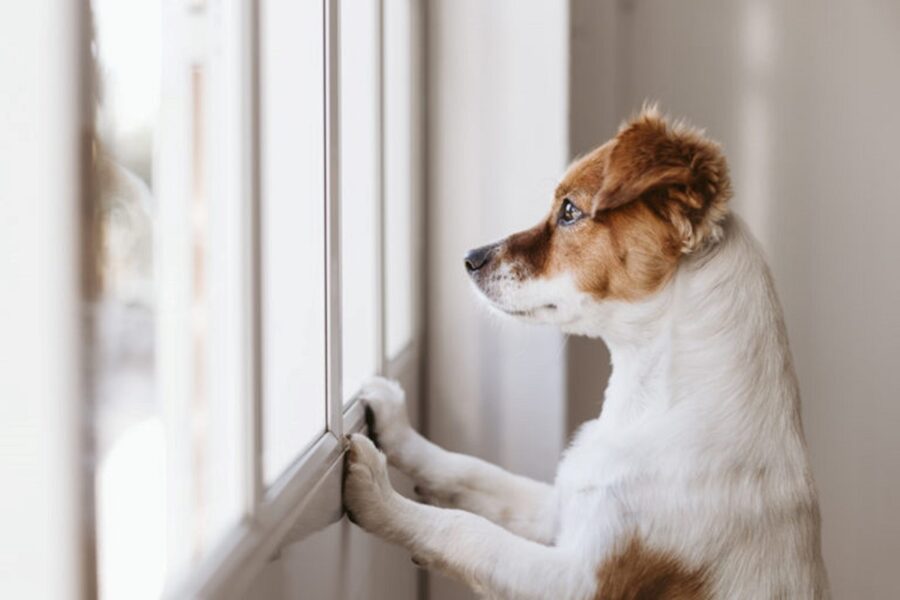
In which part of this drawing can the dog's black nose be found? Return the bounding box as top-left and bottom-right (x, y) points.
(464, 244), (496, 273)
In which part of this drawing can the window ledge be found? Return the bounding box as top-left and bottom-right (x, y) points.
(167, 342), (418, 599)
(168, 399), (367, 600)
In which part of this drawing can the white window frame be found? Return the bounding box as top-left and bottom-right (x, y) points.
(84, 0), (424, 597)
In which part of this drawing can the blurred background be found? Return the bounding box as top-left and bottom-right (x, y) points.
(2, 1), (898, 599)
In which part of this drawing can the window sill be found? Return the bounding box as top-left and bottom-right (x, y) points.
(169, 400), (365, 599)
(168, 341), (418, 599)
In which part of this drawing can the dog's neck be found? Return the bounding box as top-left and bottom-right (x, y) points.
(594, 216), (803, 436)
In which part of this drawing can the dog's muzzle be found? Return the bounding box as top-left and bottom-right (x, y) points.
(464, 243), (499, 274)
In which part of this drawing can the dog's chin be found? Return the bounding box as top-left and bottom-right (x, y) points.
(469, 277), (574, 326)
(469, 275), (593, 329)
(478, 292), (567, 325)
(502, 303), (558, 319)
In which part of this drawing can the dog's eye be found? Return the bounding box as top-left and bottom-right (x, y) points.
(558, 199), (584, 226)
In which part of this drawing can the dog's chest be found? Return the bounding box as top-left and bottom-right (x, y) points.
(552, 419), (668, 548)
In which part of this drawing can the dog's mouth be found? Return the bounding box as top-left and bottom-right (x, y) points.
(503, 303), (557, 317)
(467, 273), (561, 320)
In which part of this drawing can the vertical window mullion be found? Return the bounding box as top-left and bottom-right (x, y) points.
(376, 0), (387, 375)
(246, 0), (264, 516)
(325, 0), (343, 435)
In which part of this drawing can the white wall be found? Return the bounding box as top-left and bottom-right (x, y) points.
(0, 2), (90, 599)
(570, 1), (900, 597)
(424, 1), (570, 598)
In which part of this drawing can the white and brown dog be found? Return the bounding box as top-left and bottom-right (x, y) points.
(343, 107), (830, 599)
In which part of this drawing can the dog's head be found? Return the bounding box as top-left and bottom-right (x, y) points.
(466, 107), (732, 333)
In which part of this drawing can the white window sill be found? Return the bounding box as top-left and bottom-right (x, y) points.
(168, 341), (417, 599)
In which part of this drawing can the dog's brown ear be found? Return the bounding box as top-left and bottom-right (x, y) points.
(593, 107), (732, 253)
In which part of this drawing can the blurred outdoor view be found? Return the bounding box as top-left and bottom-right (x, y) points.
(90, 0), (164, 597)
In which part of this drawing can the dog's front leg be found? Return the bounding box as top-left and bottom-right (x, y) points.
(359, 377), (556, 543)
(343, 434), (593, 600)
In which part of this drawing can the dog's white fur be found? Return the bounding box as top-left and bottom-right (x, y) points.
(344, 215), (829, 599)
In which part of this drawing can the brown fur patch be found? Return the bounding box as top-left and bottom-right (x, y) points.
(504, 221), (553, 275)
(595, 536), (709, 600)
(497, 188), (683, 301)
(593, 107), (732, 253)
(497, 107), (732, 302)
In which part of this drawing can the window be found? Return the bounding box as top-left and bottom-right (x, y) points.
(87, 0), (421, 597)
(340, 0), (381, 404)
(258, 0), (328, 485)
(383, 0), (418, 358)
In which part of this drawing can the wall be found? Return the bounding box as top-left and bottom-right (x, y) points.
(564, 0), (619, 436)
(570, 1), (900, 597)
(424, 1), (570, 598)
(0, 1), (90, 597)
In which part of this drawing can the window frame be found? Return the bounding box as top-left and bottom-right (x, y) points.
(84, 0), (424, 597)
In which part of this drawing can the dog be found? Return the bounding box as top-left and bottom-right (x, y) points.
(343, 106), (830, 599)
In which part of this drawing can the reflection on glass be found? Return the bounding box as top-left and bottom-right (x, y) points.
(91, 1), (164, 597)
(90, 0), (241, 595)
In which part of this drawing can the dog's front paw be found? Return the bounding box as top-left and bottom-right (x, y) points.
(360, 376), (411, 451)
(343, 433), (399, 534)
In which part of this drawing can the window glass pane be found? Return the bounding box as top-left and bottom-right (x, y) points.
(89, 1), (164, 596)
(259, 0), (327, 484)
(384, 0), (415, 358)
(340, 0), (380, 402)
(90, 0), (242, 595)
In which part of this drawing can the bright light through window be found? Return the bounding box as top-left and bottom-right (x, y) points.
(340, 0), (381, 403)
(91, 0), (166, 596)
(91, 0), (245, 594)
(259, 0), (327, 484)
(384, 0), (416, 359)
